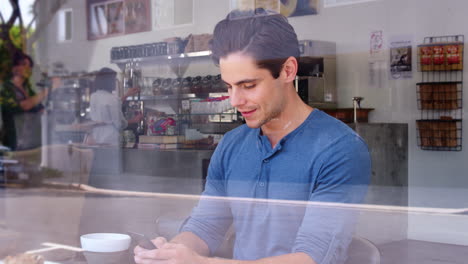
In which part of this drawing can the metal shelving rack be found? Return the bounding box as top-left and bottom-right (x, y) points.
(111, 47), (241, 147)
(416, 35), (464, 151)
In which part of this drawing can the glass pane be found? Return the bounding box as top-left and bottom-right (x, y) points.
(1, 1), (467, 263)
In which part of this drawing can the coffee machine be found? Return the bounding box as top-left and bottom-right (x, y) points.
(122, 61), (145, 135)
(296, 40), (337, 109)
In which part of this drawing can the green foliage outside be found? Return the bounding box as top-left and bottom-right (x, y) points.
(0, 26), (34, 82)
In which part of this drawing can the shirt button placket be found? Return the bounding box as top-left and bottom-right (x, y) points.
(256, 158), (269, 198)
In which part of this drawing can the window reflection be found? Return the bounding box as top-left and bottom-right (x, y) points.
(0, 1), (467, 264)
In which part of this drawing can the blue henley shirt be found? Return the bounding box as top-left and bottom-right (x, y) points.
(182, 109), (371, 264)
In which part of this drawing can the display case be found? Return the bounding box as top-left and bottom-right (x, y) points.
(112, 50), (242, 150)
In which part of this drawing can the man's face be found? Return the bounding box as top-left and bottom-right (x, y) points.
(220, 52), (286, 129)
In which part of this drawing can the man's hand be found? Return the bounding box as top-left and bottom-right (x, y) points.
(133, 234), (315, 264)
(134, 237), (206, 264)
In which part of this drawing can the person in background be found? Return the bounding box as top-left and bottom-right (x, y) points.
(134, 9), (371, 264)
(88, 67), (142, 145)
(0, 51), (58, 150)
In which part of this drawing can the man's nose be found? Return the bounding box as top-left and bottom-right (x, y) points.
(228, 87), (246, 108)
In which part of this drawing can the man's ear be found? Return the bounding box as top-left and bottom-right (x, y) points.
(281, 56), (298, 83)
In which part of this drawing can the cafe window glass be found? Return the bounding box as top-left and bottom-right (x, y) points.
(3, 1), (468, 264)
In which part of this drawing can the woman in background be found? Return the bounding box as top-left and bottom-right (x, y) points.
(0, 52), (56, 150)
(88, 67), (142, 145)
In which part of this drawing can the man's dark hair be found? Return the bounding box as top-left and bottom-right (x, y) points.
(12, 51), (34, 68)
(94, 67), (116, 93)
(210, 8), (300, 79)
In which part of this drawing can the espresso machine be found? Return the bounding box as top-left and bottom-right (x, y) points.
(296, 40), (337, 109)
(122, 61), (144, 135)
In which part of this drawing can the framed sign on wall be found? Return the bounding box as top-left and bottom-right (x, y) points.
(87, 0), (151, 40)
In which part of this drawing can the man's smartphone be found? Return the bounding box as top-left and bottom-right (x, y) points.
(127, 231), (157, 250)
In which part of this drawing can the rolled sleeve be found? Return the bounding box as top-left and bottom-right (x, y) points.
(181, 196), (233, 255)
(292, 206), (357, 264)
(181, 139), (233, 255)
(292, 135), (371, 264)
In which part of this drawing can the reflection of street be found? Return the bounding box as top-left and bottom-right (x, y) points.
(0, 186), (467, 263)
(0, 187), (199, 262)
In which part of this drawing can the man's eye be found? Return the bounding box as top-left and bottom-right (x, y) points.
(244, 83), (256, 89)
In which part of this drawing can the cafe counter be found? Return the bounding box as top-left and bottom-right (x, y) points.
(86, 123), (407, 197)
(88, 146), (213, 179)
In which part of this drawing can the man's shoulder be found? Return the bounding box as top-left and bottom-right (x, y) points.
(299, 111), (370, 178)
(301, 110), (365, 148)
(307, 110), (356, 134)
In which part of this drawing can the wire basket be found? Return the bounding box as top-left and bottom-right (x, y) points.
(416, 119), (462, 151)
(417, 82), (462, 110)
(416, 35), (464, 151)
(417, 35), (464, 72)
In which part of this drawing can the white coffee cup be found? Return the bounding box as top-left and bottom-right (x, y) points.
(80, 233), (131, 253)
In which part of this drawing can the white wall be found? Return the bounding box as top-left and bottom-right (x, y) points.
(293, 0), (468, 245)
(38, 0), (228, 74)
(38, 0), (468, 245)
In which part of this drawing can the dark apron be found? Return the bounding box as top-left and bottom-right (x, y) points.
(10, 85), (44, 150)
(14, 110), (42, 150)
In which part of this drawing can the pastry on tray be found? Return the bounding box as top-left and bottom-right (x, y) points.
(4, 254), (44, 264)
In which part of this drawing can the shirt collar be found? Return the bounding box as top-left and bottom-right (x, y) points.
(255, 109), (318, 153)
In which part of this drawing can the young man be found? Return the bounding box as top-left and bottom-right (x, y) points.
(135, 9), (370, 264)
